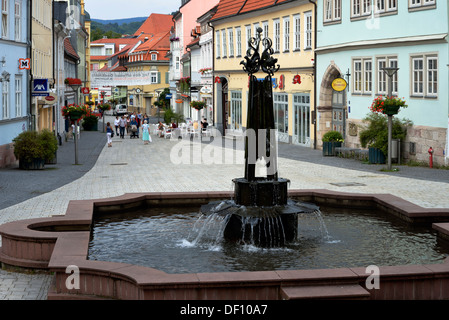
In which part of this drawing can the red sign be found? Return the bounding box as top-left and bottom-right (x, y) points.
(214, 76), (221, 84)
(293, 75), (301, 85)
(45, 96), (55, 101)
(19, 58), (31, 70)
(81, 87), (90, 94)
(279, 75), (285, 90)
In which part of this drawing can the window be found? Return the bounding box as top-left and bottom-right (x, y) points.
(375, 0), (397, 13)
(245, 25), (251, 51)
(236, 27), (242, 57)
(293, 14), (300, 51)
(409, 0), (436, 10)
(14, 2), (20, 41)
(262, 21), (269, 40)
(150, 71), (158, 84)
(324, 0), (341, 23)
(176, 56), (180, 70)
(2, 81), (9, 119)
(377, 58), (387, 94)
(305, 11), (313, 49)
(151, 53), (157, 61)
(2, 0), (8, 39)
(228, 28), (234, 57)
(283, 17), (290, 52)
(411, 54), (438, 97)
(427, 56), (438, 96)
(352, 58), (372, 94)
(273, 19), (280, 53)
(230, 91), (242, 131)
(105, 48), (113, 55)
(15, 76), (21, 117)
(215, 30), (221, 58)
(221, 29), (227, 58)
(351, 0), (372, 17)
(376, 56), (398, 95)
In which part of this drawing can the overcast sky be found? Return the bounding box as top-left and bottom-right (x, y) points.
(85, 0), (181, 20)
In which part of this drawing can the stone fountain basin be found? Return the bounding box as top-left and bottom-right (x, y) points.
(1, 190), (449, 300)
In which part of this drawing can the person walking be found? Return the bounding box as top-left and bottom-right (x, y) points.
(114, 116), (120, 135)
(142, 120), (151, 145)
(119, 115), (127, 139)
(106, 122), (114, 147)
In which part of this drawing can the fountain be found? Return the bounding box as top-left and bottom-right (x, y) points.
(200, 28), (319, 246)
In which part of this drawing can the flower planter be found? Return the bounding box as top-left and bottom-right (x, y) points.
(82, 122), (98, 131)
(382, 105), (400, 116)
(19, 158), (45, 170)
(68, 111), (83, 121)
(368, 147), (386, 164)
(322, 141), (342, 156)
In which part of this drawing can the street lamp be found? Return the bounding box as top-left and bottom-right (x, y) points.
(381, 66), (399, 171)
(69, 83), (82, 165)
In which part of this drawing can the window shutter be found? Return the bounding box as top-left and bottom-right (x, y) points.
(165, 72), (169, 84)
(157, 72), (161, 84)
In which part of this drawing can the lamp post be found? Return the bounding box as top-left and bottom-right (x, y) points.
(381, 66), (399, 171)
(69, 83), (82, 165)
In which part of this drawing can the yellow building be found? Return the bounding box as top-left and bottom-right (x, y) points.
(31, 0), (54, 131)
(210, 0), (316, 147)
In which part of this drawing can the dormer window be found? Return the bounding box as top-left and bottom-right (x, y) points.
(151, 53), (157, 61)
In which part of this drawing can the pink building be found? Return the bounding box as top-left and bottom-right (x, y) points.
(179, 0), (220, 55)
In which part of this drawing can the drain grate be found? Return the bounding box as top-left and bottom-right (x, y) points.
(330, 182), (366, 187)
(110, 163), (128, 166)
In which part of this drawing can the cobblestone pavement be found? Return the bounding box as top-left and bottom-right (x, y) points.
(1, 117), (449, 299)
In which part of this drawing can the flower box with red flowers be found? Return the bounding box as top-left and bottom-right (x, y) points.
(370, 95), (407, 116)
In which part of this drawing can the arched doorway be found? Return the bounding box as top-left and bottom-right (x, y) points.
(317, 63), (347, 145)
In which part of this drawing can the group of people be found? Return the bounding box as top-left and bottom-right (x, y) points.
(157, 118), (209, 138)
(106, 112), (152, 147)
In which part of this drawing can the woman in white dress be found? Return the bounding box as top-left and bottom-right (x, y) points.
(142, 120), (151, 145)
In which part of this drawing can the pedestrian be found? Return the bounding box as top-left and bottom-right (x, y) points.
(142, 120), (151, 145)
(114, 116), (120, 135)
(106, 122), (113, 147)
(119, 115), (127, 138)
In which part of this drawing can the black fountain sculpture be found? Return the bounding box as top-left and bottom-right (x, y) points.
(200, 28), (319, 246)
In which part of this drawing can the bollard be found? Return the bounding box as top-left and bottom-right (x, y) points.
(428, 147), (434, 168)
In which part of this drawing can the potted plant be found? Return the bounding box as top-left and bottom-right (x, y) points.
(370, 95), (407, 116)
(64, 77), (82, 86)
(97, 103), (111, 112)
(13, 130), (58, 170)
(180, 77), (190, 93)
(322, 131), (344, 156)
(82, 109), (99, 131)
(61, 104), (88, 121)
(359, 113), (412, 164)
(190, 100), (206, 111)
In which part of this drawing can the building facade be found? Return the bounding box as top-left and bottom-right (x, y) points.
(316, 0), (448, 165)
(210, 0), (316, 145)
(0, 0), (30, 168)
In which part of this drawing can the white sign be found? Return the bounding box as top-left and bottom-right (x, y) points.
(91, 71), (153, 87)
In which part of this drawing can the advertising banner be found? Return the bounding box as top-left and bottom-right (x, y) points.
(91, 71), (153, 87)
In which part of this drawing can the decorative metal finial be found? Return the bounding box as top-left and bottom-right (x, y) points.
(240, 27), (279, 77)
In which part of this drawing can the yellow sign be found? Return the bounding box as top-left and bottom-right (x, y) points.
(332, 78), (347, 92)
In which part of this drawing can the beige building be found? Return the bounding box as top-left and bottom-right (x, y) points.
(210, 0), (316, 147)
(31, 0), (54, 131)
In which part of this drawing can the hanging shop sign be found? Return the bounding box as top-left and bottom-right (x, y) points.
(19, 58), (31, 70)
(293, 75), (301, 85)
(331, 78), (347, 92)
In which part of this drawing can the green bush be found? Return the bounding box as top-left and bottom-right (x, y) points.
(322, 130), (344, 142)
(13, 129), (58, 162)
(359, 113), (412, 156)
